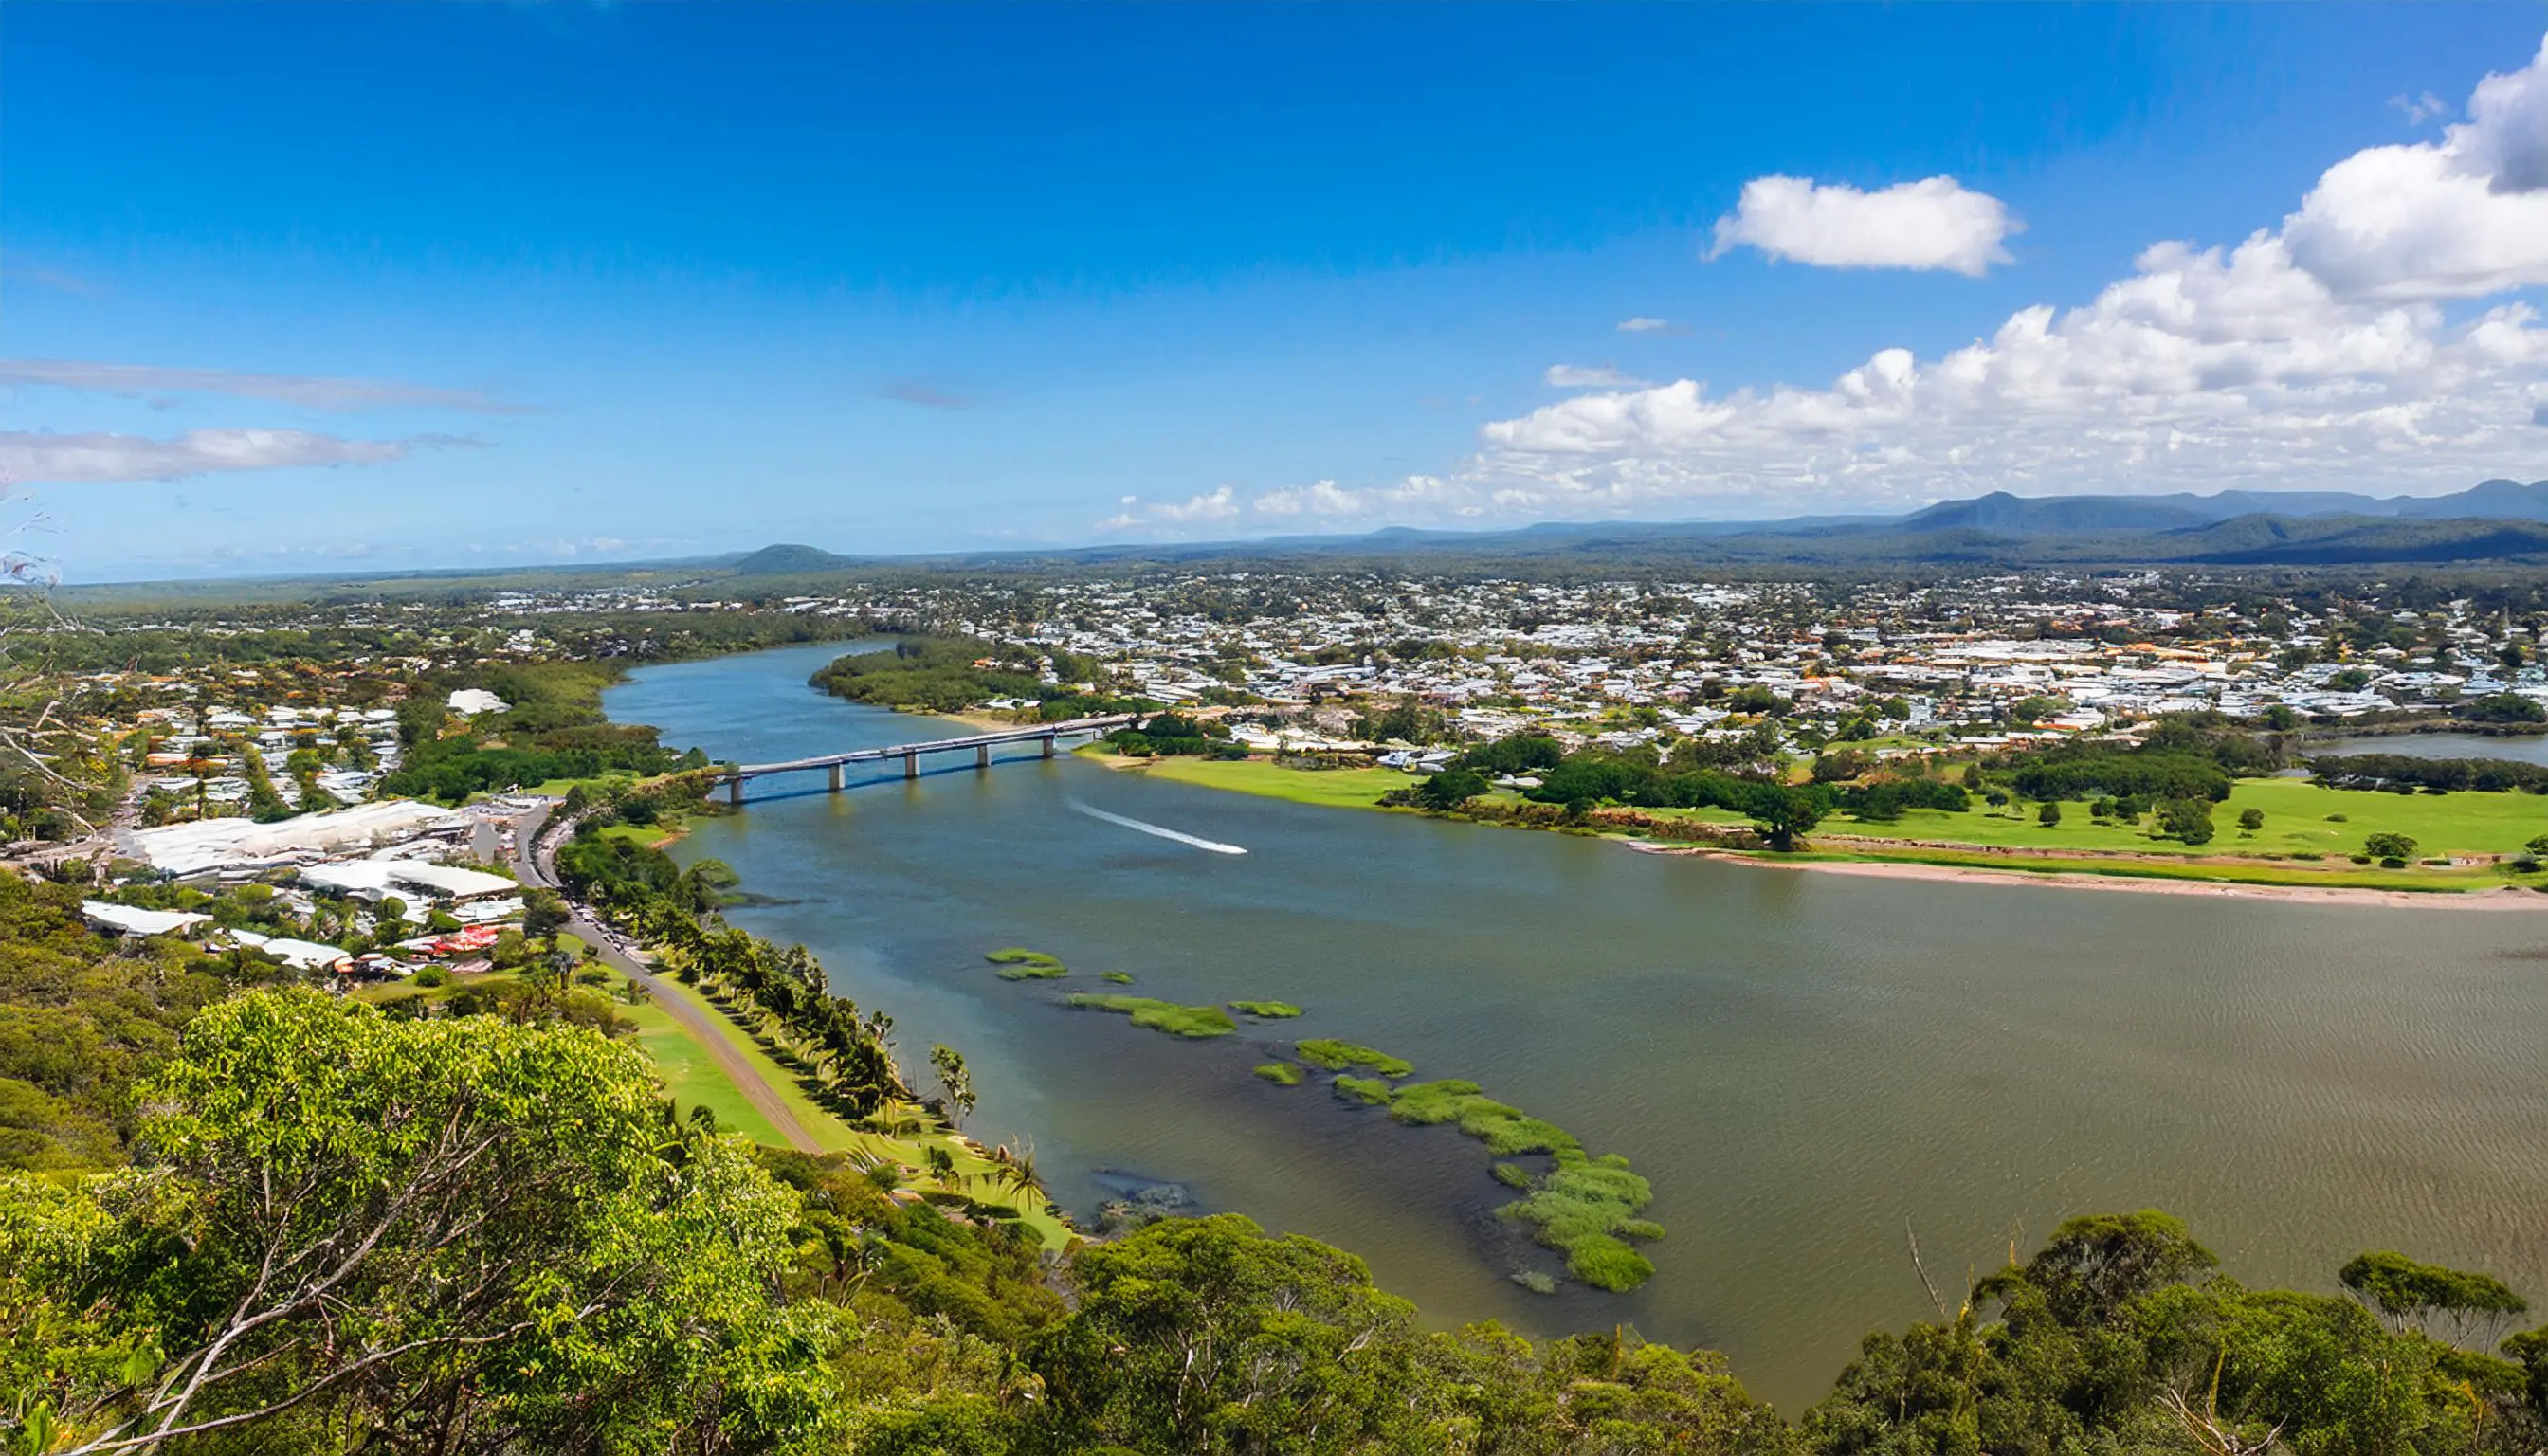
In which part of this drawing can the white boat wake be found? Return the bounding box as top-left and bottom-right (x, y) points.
(1068, 799), (1248, 855)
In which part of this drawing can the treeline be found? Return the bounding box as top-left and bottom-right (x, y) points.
(811, 636), (1047, 714)
(1105, 712), (1242, 759)
(811, 636), (1159, 720)
(2312, 753), (2548, 794)
(1991, 716), (2282, 805)
(553, 789), (909, 1121)
(381, 660), (711, 802)
(9, 977), (2548, 1455)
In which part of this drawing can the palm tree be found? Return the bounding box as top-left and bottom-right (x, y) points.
(994, 1144), (1043, 1206)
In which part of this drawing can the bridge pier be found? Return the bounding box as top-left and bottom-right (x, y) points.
(903, 749), (919, 780)
(976, 743), (991, 770)
(726, 775), (744, 806)
(1042, 734), (1056, 759)
(828, 763), (845, 792)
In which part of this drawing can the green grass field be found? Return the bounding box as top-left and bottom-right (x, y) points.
(1094, 753), (1415, 809)
(1834, 777), (2548, 860)
(1119, 746), (2548, 889)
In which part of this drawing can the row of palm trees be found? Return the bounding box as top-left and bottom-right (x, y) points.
(555, 810), (1053, 1221)
(627, 900), (909, 1119)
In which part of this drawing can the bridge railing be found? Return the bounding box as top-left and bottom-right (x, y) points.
(717, 714), (1139, 802)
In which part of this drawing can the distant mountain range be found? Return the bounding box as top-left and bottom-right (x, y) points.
(730, 477), (2548, 575)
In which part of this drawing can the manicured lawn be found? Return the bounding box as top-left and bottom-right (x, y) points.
(1101, 753), (1417, 809)
(641, 968), (1075, 1248)
(1836, 777), (2548, 859)
(619, 992), (788, 1144)
(595, 821), (687, 851)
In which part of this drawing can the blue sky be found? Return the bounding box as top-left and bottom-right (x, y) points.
(7, 4), (2548, 581)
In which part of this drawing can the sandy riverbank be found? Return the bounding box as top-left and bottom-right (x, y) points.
(1636, 843), (2548, 909)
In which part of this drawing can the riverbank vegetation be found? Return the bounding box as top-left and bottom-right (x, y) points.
(1064, 992), (1238, 1038)
(1138, 712), (2548, 890)
(1228, 998), (1302, 1018)
(19, 868), (2548, 1451)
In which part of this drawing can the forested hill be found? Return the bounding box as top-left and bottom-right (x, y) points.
(711, 478), (2548, 583)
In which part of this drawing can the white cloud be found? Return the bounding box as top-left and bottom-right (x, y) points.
(2284, 35), (2548, 300)
(1708, 175), (2020, 276)
(1615, 317), (1672, 333)
(0, 359), (528, 413)
(1101, 476), (1467, 532)
(1097, 485), (1241, 531)
(1543, 364), (1651, 390)
(0, 428), (467, 484)
(2391, 91), (2450, 126)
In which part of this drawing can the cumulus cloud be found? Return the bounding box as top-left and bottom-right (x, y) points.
(0, 428), (470, 484)
(1708, 175), (2020, 276)
(2284, 35), (2548, 299)
(1615, 317), (1673, 333)
(0, 359), (527, 413)
(1543, 364), (1650, 389)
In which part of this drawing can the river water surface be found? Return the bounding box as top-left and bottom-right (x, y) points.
(608, 643), (2548, 1408)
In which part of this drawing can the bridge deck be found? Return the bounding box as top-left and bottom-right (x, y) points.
(727, 714), (1137, 779)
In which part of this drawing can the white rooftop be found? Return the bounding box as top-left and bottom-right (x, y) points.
(120, 800), (471, 877)
(82, 901), (214, 937)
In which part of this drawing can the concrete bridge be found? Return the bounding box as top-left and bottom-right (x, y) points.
(718, 715), (1138, 803)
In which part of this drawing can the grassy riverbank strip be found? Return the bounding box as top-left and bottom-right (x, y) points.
(641, 960), (1079, 1248)
(1089, 747), (2548, 898)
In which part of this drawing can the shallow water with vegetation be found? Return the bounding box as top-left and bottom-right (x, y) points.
(607, 643), (2548, 1408)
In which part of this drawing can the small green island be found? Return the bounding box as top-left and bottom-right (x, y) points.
(1228, 999), (1303, 1018)
(1295, 1039), (1414, 1077)
(1065, 993), (1237, 1038)
(986, 947), (1068, 980)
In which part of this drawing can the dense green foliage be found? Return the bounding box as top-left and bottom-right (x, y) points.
(381, 662), (709, 802)
(0, 876), (295, 1173)
(2314, 752), (2548, 793)
(1108, 712), (1242, 759)
(810, 637), (1043, 714)
(5, 992), (832, 1454)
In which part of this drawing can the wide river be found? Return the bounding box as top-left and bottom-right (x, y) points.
(608, 643), (2548, 1408)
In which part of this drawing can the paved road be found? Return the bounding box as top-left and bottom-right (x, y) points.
(510, 803), (821, 1152)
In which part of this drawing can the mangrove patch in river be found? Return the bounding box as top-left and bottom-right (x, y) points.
(1294, 1039), (1413, 1078)
(1064, 993), (1238, 1038)
(985, 947), (1068, 980)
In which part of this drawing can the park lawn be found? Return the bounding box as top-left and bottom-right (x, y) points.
(619, 991), (790, 1144)
(1101, 753), (1419, 809)
(1832, 777), (2548, 859)
(639, 965), (1075, 1248)
(596, 820), (687, 851)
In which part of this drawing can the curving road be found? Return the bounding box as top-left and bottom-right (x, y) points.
(510, 802), (820, 1152)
